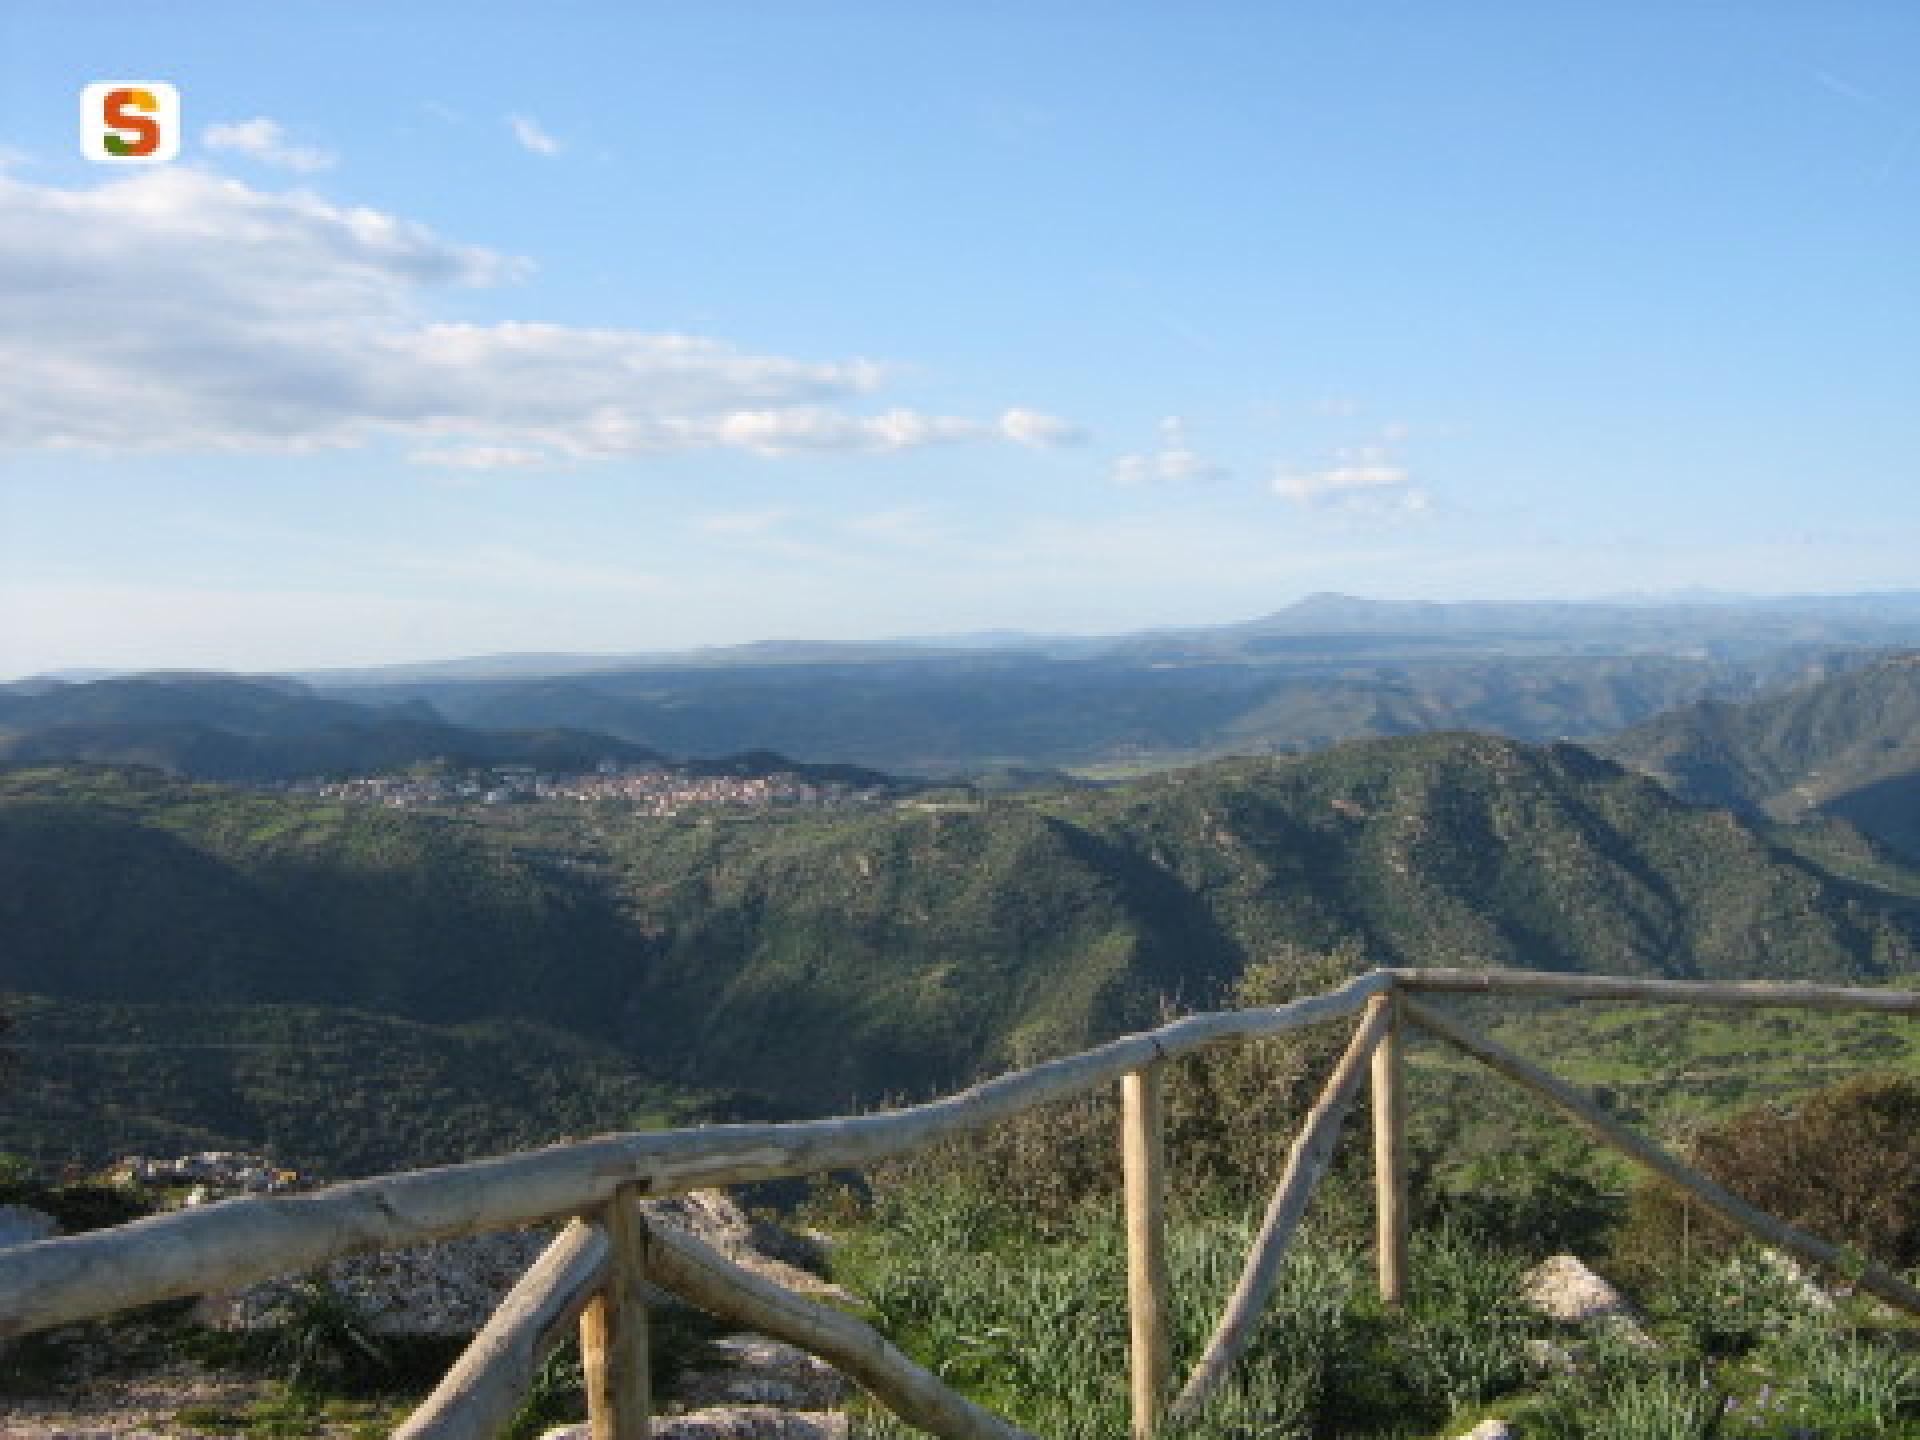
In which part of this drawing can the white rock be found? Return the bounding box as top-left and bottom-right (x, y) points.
(1757, 1247), (1834, 1312)
(202, 1188), (850, 1338)
(1523, 1336), (1579, 1376)
(641, 1191), (853, 1303)
(1453, 1422), (1516, 1440)
(1523, 1253), (1654, 1346)
(199, 1227), (554, 1336)
(672, 1335), (851, 1411)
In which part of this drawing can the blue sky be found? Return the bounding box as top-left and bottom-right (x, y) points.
(2, 3), (1918, 675)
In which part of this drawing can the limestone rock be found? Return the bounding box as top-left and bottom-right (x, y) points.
(1453, 1422), (1516, 1440)
(642, 1191), (853, 1303)
(199, 1227), (554, 1336)
(202, 1187), (849, 1337)
(1524, 1253), (1653, 1345)
(1523, 1336), (1579, 1376)
(545, 1408), (847, 1440)
(672, 1335), (852, 1411)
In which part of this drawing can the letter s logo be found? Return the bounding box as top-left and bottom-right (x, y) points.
(104, 88), (161, 157)
(82, 82), (180, 164)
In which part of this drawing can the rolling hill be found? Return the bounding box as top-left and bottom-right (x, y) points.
(1603, 651), (1920, 860)
(4, 732), (1916, 1174)
(0, 671), (667, 782)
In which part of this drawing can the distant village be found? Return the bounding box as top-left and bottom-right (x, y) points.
(287, 760), (893, 817)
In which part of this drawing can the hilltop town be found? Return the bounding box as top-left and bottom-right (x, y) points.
(289, 760), (893, 818)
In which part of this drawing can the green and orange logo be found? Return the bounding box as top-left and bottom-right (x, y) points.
(81, 83), (180, 164)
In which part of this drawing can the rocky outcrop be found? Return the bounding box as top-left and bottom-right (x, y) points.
(642, 1192), (851, 1302)
(1523, 1253), (1653, 1346)
(672, 1337), (852, 1412)
(198, 1227), (554, 1336)
(200, 1188), (846, 1337)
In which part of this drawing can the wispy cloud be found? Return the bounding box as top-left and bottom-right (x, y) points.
(1272, 445), (1429, 514)
(1112, 416), (1228, 485)
(0, 169), (1076, 466)
(509, 113), (562, 156)
(202, 117), (337, 172)
(998, 407), (1087, 447)
(411, 444), (551, 471)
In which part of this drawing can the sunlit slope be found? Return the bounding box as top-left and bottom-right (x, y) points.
(3, 735), (1914, 1123)
(1605, 652), (1920, 859)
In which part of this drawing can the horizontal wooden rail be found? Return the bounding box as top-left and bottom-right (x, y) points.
(0, 970), (1392, 1339)
(396, 1219), (607, 1440)
(1393, 967), (1920, 1013)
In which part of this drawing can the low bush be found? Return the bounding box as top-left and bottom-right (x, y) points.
(1616, 1072), (1920, 1278)
(1644, 1246), (1809, 1358)
(865, 945), (1398, 1238)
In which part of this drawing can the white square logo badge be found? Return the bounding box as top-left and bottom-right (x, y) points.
(81, 83), (181, 164)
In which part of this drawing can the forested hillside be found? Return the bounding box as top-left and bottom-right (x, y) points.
(4, 733), (1915, 1175)
(1604, 652), (1920, 859)
(0, 671), (667, 781)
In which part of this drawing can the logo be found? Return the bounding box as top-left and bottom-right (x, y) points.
(81, 83), (180, 164)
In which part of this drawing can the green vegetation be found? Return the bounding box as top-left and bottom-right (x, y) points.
(0, 671), (668, 783)
(6, 729), (1920, 1172)
(1605, 651), (1920, 862)
(0, 997), (708, 1177)
(821, 1058), (1920, 1440)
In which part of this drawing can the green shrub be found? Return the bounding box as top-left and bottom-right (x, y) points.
(1436, 1126), (1622, 1257)
(1536, 1368), (1720, 1440)
(1396, 1222), (1532, 1417)
(1780, 1321), (1920, 1435)
(1645, 1246), (1809, 1358)
(266, 1280), (390, 1395)
(505, 1342), (585, 1440)
(866, 945), (1382, 1236)
(1617, 1072), (1920, 1277)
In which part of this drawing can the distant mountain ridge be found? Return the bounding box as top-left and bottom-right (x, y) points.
(16, 594), (1920, 779)
(276, 588), (1920, 682)
(0, 671), (889, 787)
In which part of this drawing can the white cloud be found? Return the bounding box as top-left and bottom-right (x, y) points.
(509, 113), (562, 156)
(998, 407), (1086, 447)
(410, 444), (551, 470)
(202, 117), (337, 173)
(1112, 416), (1228, 485)
(0, 169), (1071, 465)
(1273, 446), (1430, 513)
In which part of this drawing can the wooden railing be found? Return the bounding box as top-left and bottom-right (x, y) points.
(4, 966), (1919, 1440)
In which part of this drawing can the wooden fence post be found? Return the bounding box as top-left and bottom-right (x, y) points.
(1122, 1062), (1171, 1440)
(1370, 990), (1408, 1308)
(580, 1185), (650, 1440)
